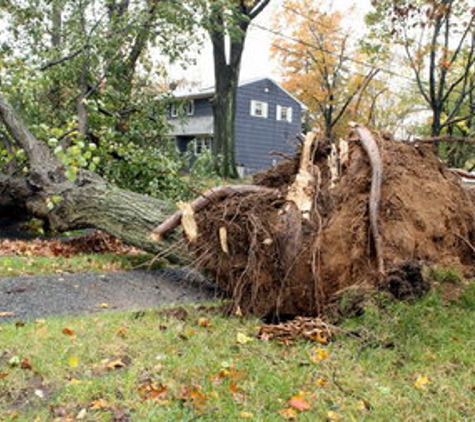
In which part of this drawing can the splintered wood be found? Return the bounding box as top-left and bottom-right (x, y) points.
(285, 131), (318, 219)
(178, 202), (198, 243)
(258, 317), (333, 344)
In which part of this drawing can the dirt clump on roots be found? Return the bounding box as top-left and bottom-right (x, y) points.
(188, 134), (475, 319)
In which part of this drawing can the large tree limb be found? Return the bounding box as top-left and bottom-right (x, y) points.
(351, 123), (385, 276)
(0, 93), (63, 181)
(151, 185), (278, 241)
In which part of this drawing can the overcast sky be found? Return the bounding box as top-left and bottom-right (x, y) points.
(171, 0), (372, 89)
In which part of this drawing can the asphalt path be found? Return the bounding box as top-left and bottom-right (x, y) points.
(0, 269), (216, 322)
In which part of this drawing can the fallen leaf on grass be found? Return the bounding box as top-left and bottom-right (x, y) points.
(138, 382), (168, 401)
(62, 328), (76, 338)
(240, 411), (254, 419)
(68, 357), (79, 368)
(90, 399), (110, 410)
(230, 381), (246, 402)
(310, 347), (329, 363)
(414, 375), (430, 390)
(288, 395), (311, 411)
(211, 366), (245, 384)
(0, 373), (9, 379)
(116, 327), (128, 338)
(237, 332), (254, 345)
(197, 317), (211, 327)
(180, 385), (208, 409)
(20, 358), (32, 370)
(279, 407), (298, 420)
(315, 377), (328, 388)
(99, 303), (109, 309)
(309, 331), (329, 345)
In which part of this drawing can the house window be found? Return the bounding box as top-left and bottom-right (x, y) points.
(170, 100), (194, 117)
(250, 100), (268, 118)
(276, 105), (293, 122)
(193, 137), (212, 155)
(187, 100), (195, 116)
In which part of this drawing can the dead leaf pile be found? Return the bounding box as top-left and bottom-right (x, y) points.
(258, 317), (333, 344)
(0, 231), (141, 257)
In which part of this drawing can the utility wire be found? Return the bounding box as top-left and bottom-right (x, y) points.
(251, 21), (417, 84)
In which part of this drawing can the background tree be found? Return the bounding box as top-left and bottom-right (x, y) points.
(271, 0), (380, 142)
(367, 0), (475, 167)
(0, 0), (200, 199)
(196, 0), (271, 178)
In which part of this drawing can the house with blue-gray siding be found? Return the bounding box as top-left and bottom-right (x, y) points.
(167, 78), (304, 173)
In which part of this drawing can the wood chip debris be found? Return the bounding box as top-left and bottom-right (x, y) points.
(258, 317), (333, 344)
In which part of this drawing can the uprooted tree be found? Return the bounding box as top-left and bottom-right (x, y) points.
(2, 91), (475, 319)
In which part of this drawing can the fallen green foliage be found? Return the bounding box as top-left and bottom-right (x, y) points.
(1, 284), (474, 420)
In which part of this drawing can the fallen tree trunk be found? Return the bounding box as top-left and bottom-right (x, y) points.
(0, 92), (177, 255)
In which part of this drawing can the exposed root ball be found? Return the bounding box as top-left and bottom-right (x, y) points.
(191, 136), (475, 319)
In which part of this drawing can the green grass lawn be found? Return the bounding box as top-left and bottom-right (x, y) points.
(1, 283), (475, 421)
(0, 254), (163, 277)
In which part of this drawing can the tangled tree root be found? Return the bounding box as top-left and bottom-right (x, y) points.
(153, 126), (475, 319)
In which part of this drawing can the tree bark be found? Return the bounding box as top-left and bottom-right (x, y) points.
(208, 0), (270, 178)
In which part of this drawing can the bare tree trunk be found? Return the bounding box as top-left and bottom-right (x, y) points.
(208, 0), (270, 178)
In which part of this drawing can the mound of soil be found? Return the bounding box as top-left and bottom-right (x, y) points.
(190, 134), (475, 319)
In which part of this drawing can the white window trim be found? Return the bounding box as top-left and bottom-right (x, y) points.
(193, 137), (212, 155)
(250, 100), (268, 118)
(276, 105), (293, 123)
(171, 104), (178, 118)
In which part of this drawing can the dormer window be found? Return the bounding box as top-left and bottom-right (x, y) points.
(276, 105), (293, 122)
(250, 100), (268, 118)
